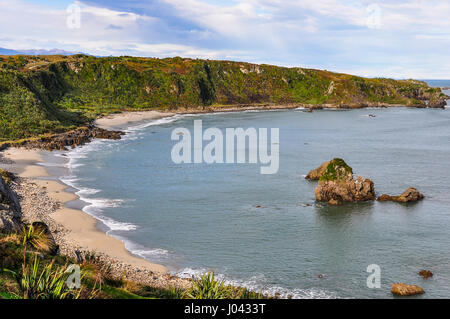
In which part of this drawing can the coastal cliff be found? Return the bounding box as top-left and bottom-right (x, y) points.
(0, 54), (446, 141)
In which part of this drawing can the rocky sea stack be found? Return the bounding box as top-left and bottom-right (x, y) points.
(313, 158), (375, 205)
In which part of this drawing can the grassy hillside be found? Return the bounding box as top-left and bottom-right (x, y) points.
(0, 54), (444, 141)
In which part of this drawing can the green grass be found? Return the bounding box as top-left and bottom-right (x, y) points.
(100, 285), (149, 299)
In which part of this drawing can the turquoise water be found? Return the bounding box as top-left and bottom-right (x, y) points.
(60, 104), (450, 299)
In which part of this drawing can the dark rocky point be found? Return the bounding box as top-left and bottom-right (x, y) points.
(1, 125), (124, 152)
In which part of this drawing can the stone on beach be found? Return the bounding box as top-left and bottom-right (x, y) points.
(392, 283), (425, 296)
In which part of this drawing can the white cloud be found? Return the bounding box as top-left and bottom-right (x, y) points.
(0, 0), (240, 58)
(0, 0), (449, 78)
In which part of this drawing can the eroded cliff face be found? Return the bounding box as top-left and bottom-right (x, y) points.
(0, 172), (21, 231)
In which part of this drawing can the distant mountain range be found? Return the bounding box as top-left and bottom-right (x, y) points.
(0, 47), (85, 56)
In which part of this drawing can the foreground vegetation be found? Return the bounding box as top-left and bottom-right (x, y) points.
(0, 54), (445, 141)
(0, 225), (265, 299)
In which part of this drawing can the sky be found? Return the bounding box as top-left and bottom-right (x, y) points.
(0, 0), (449, 79)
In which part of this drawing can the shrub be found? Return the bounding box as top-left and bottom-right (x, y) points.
(75, 250), (113, 286)
(184, 272), (230, 299)
(21, 224), (53, 253)
(3, 255), (81, 299)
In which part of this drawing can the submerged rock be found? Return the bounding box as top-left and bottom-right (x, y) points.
(305, 161), (330, 180)
(418, 270), (433, 279)
(377, 187), (424, 203)
(392, 283), (425, 296)
(314, 159), (375, 204)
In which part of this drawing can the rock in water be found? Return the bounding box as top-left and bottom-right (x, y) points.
(314, 158), (375, 205)
(418, 270), (433, 279)
(392, 283), (425, 296)
(377, 187), (424, 203)
(305, 161), (330, 180)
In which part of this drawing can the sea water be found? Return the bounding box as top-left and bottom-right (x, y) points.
(59, 85), (450, 299)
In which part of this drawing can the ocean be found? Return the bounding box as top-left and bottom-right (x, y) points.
(50, 81), (450, 299)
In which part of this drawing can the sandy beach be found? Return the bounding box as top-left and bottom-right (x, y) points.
(0, 146), (171, 277)
(94, 110), (174, 130)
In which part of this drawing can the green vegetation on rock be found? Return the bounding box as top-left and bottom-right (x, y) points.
(0, 54), (443, 141)
(319, 158), (353, 182)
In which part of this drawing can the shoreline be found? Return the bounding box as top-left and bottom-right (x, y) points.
(92, 102), (435, 130)
(0, 147), (193, 288)
(1, 105), (448, 294)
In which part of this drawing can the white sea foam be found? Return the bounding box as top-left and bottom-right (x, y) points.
(96, 215), (137, 232)
(125, 115), (184, 132)
(37, 161), (65, 168)
(175, 268), (338, 299)
(56, 114), (189, 236)
(76, 188), (101, 196)
(132, 248), (171, 258)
